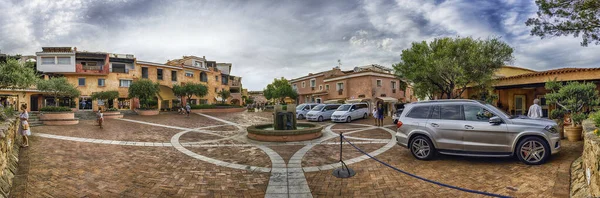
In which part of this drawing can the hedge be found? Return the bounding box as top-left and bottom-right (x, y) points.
(40, 106), (72, 112)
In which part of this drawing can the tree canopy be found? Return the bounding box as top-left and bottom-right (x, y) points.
(264, 78), (298, 104)
(393, 37), (513, 99)
(91, 90), (120, 108)
(173, 83), (208, 105)
(526, 0), (600, 46)
(218, 89), (231, 104)
(128, 79), (160, 109)
(545, 79), (599, 125)
(0, 58), (38, 90)
(37, 77), (81, 107)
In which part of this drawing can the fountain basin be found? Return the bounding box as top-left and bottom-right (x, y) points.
(247, 123), (323, 142)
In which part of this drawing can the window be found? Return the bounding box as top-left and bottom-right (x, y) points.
(325, 84), (329, 90)
(319, 85), (323, 90)
(185, 71), (194, 77)
(57, 57), (70, 64)
(464, 105), (495, 122)
(200, 72), (208, 82)
(98, 79), (105, 86)
(316, 98), (321, 103)
(194, 61), (203, 68)
(171, 70), (177, 81)
(407, 106), (430, 119)
(78, 78), (85, 86)
(302, 81), (306, 88)
(119, 80), (132, 87)
(118, 98), (130, 109)
(377, 79), (382, 87)
(430, 106), (440, 119)
(157, 69), (163, 80)
(391, 81), (396, 89)
(189, 99), (198, 105)
(310, 79), (316, 87)
(440, 105), (462, 120)
(142, 67), (148, 79)
(336, 82), (344, 90)
(42, 57), (55, 65)
(200, 99), (208, 104)
(112, 63), (126, 73)
(293, 84), (297, 90)
(215, 75), (219, 81)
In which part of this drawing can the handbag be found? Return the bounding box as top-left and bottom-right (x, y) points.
(22, 121), (29, 130)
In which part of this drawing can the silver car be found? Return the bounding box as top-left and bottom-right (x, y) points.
(296, 103), (318, 120)
(306, 104), (341, 122)
(395, 99), (561, 165)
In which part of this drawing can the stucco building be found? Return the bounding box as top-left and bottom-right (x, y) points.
(289, 64), (416, 115)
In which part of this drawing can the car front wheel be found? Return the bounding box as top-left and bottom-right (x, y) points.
(346, 116), (351, 123)
(516, 136), (550, 165)
(298, 114), (304, 120)
(318, 116), (323, 122)
(409, 136), (436, 160)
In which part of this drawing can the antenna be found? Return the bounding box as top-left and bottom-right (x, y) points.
(337, 59), (341, 69)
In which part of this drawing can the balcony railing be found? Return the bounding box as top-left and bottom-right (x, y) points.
(230, 81), (241, 87)
(82, 66), (102, 70)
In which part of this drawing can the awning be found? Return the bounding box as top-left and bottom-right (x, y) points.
(323, 99), (342, 104)
(215, 97), (227, 102)
(376, 97), (398, 103)
(158, 86), (178, 100)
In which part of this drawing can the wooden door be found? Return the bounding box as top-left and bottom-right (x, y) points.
(514, 95), (526, 115)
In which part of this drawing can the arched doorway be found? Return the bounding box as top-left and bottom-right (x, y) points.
(230, 99), (240, 106)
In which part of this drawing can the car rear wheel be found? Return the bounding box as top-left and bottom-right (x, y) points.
(346, 116), (351, 123)
(318, 116), (323, 122)
(298, 114), (304, 120)
(409, 136), (436, 160)
(516, 136), (550, 165)
(363, 113), (367, 119)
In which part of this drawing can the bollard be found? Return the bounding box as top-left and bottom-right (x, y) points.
(332, 132), (356, 178)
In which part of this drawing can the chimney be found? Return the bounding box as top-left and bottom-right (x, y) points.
(308, 73), (313, 76)
(203, 56), (205, 59)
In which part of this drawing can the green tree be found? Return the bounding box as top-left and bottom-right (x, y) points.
(91, 90), (120, 108)
(37, 77), (81, 107)
(526, 0), (600, 46)
(173, 83), (208, 105)
(264, 78), (298, 104)
(393, 37), (513, 99)
(218, 89), (231, 104)
(546, 79), (599, 126)
(0, 58), (38, 90)
(128, 79), (160, 109)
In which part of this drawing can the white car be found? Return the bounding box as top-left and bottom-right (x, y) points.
(331, 103), (369, 122)
(306, 104), (341, 122)
(296, 103), (318, 120)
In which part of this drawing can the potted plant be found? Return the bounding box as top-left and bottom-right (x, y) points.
(37, 77), (81, 125)
(546, 79), (599, 141)
(128, 79), (160, 116)
(549, 108), (565, 139)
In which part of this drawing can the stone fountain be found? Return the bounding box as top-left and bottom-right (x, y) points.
(247, 104), (323, 142)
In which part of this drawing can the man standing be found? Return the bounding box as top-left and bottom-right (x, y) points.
(528, 99), (543, 119)
(186, 103), (191, 117)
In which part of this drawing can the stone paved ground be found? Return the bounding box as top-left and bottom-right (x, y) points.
(10, 111), (582, 197)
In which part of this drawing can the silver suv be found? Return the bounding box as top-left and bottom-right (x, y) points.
(395, 100), (561, 165)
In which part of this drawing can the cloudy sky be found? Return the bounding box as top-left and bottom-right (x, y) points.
(1, 0), (599, 90)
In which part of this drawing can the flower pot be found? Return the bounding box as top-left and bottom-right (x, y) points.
(565, 125), (583, 141)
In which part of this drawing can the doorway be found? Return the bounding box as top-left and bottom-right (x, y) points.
(514, 95), (526, 115)
(30, 95), (39, 111)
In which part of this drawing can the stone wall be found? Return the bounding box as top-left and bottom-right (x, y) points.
(571, 120), (600, 197)
(0, 119), (22, 197)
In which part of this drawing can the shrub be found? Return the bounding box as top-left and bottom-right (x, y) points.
(590, 111), (600, 128)
(40, 106), (72, 112)
(106, 108), (119, 112)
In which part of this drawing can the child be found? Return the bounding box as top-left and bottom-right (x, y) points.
(19, 104), (31, 147)
(97, 108), (104, 129)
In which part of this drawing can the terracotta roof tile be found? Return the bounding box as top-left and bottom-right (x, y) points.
(496, 67), (600, 80)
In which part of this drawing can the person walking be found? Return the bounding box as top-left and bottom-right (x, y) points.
(186, 103), (191, 117)
(377, 103), (385, 127)
(97, 108), (104, 129)
(527, 99), (543, 119)
(19, 104), (31, 147)
(372, 107), (378, 125)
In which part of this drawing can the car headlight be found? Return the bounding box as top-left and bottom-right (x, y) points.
(545, 125), (558, 134)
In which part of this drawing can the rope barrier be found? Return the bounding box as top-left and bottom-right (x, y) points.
(341, 135), (511, 198)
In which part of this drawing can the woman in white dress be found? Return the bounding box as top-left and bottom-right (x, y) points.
(19, 104), (31, 147)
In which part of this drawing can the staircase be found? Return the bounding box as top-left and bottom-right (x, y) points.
(28, 112), (43, 127)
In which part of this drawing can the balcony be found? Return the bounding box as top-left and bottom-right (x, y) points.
(230, 81), (241, 87)
(82, 65), (102, 70)
(76, 63), (108, 75)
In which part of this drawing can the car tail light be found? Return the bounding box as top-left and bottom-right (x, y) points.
(397, 120), (403, 128)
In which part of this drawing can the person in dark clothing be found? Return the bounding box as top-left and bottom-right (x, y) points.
(377, 103), (384, 127)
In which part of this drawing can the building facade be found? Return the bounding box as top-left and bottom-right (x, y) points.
(5, 47), (243, 112)
(289, 64), (416, 115)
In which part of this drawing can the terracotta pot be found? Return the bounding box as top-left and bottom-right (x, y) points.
(565, 125), (582, 141)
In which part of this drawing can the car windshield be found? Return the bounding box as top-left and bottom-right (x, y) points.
(485, 104), (511, 118)
(312, 104), (325, 111)
(296, 105), (305, 110)
(337, 104), (351, 111)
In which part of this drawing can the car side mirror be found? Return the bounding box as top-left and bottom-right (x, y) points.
(489, 116), (503, 125)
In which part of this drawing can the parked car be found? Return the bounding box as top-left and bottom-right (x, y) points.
(395, 99), (561, 165)
(296, 103), (318, 119)
(306, 104), (341, 122)
(332, 103), (369, 122)
(392, 103), (406, 124)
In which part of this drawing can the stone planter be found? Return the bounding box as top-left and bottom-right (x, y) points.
(40, 112), (79, 125)
(135, 109), (159, 116)
(103, 111), (123, 119)
(571, 120), (600, 197)
(565, 125), (583, 141)
(191, 107), (246, 113)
